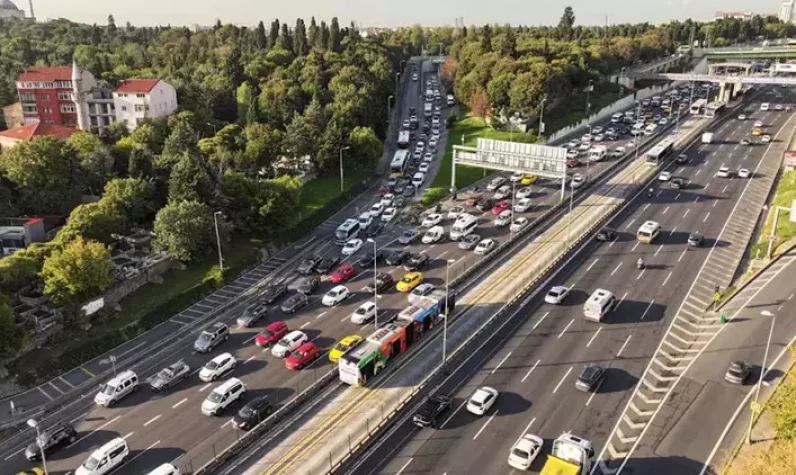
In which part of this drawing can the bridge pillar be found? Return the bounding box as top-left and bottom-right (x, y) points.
(718, 82), (726, 102)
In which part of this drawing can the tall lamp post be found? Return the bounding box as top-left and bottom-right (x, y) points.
(27, 418), (48, 475)
(387, 95), (394, 126)
(367, 238), (379, 330)
(339, 146), (350, 192)
(442, 259), (456, 372)
(585, 124), (593, 179)
(539, 96), (547, 142)
(748, 310), (776, 443)
(213, 211), (224, 272)
(585, 79), (594, 114)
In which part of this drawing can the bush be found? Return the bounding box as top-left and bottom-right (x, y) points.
(421, 187), (449, 206)
(281, 182), (368, 243)
(203, 264), (226, 287)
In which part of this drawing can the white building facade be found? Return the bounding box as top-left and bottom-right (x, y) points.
(113, 79), (178, 132)
(780, 0), (794, 23)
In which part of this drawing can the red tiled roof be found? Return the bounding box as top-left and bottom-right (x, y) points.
(17, 67), (73, 83)
(0, 123), (78, 141)
(115, 79), (160, 94)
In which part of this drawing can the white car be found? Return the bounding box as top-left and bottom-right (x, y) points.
(358, 212), (372, 229)
(592, 126), (603, 134)
(516, 186), (533, 199)
(494, 210), (512, 227)
(199, 353), (237, 382)
(381, 207), (398, 223)
(593, 133), (605, 142)
(738, 168), (751, 178)
(447, 206), (465, 220)
(381, 194), (394, 207)
(493, 185), (512, 201)
(421, 213), (443, 228)
(271, 330), (308, 358)
(424, 151), (433, 162)
(738, 114), (747, 120)
(429, 139), (438, 150)
(716, 166), (731, 178)
(659, 118), (668, 125)
(581, 133), (592, 143)
(610, 146), (626, 157)
(474, 238), (497, 255)
(419, 162), (430, 173)
(351, 301), (377, 324)
(341, 238), (364, 256)
(508, 433), (545, 471)
(509, 171), (524, 183)
(578, 142), (591, 152)
(510, 217), (529, 233)
(567, 139), (580, 149)
(422, 225), (444, 244)
(570, 174), (586, 189)
(658, 171), (672, 182)
(566, 149), (579, 159)
(322, 285), (351, 306)
(514, 197), (532, 213)
(761, 135), (771, 143)
(369, 202), (384, 217)
(545, 285), (570, 305)
(754, 120), (763, 127)
(486, 176), (507, 191)
(466, 386), (499, 416)
(412, 172), (426, 187)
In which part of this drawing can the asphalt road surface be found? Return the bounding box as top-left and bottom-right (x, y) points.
(347, 88), (796, 475)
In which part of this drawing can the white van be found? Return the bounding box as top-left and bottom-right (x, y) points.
(147, 464), (181, 475)
(631, 123), (645, 136)
(588, 145), (607, 162)
(449, 214), (478, 241)
(94, 370), (139, 407)
(760, 102), (770, 111)
(637, 220), (661, 243)
(583, 289), (617, 322)
(701, 132), (714, 144)
(610, 112), (622, 123)
(644, 123), (658, 136)
(202, 377), (246, 416)
(75, 438), (129, 475)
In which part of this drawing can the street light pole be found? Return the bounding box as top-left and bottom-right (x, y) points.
(28, 419), (48, 475)
(586, 124), (593, 179)
(749, 310), (776, 444)
(539, 96), (547, 141)
(442, 259), (455, 372)
(339, 146), (350, 192)
(387, 95), (394, 125)
(367, 238), (379, 330)
(213, 211), (224, 272)
(585, 80), (593, 114)
(510, 179), (517, 239)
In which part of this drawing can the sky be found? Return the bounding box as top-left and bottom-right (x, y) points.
(16, 0), (785, 28)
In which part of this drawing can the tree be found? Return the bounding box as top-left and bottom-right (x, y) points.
(158, 115), (199, 168)
(330, 17), (341, 52)
(107, 15), (117, 36)
(0, 253), (40, 293)
(127, 146), (154, 178)
(67, 131), (114, 194)
(102, 177), (155, 225)
(481, 25), (493, 52)
(255, 21), (267, 49)
(56, 202), (126, 244)
(268, 19), (280, 48)
(308, 17), (319, 51)
(294, 18), (308, 56)
(243, 123), (283, 173)
(487, 72), (514, 116)
(236, 82), (257, 124)
(168, 152), (211, 204)
(0, 295), (24, 360)
(559, 6), (576, 41)
(41, 238), (115, 307)
(501, 28), (517, 58)
(319, 21), (330, 50)
(153, 200), (226, 262)
(470, 90), (491, 124)
(348, 126), (383, 171)
(222, 172), (301, 235)
(279, 23), (293, 52)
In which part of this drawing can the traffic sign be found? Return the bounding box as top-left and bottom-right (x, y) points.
(714, 292), (722, 302)
(750, 401), (763, 413)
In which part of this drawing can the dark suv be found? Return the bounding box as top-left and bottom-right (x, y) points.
(25, 422), (78, 460)
(575, 364), (606, 392)
(296, 255), (322, 275)
(413, 394), (453, 428)
(596, 227), (617, 242)
(261, 283), (288, 304)
(232, 396), (274, 430)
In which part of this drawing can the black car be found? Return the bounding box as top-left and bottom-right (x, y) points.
(476, 198), (495, 211)
(364, 272), (395, 293)
(385, 250), (410, 266)
(688, 232), (704, 247)
(315, 256), (340, 274)
(403, 184), (416, 197)
(413, 394), (453, 428)
(409, 106), (416, 115)
(232, 396), (274, 430)
(399, 229), (421, 245)
(296, 255), (322, 275)
(575, 364), (605, 392)
(297, 275), (320, 295)
(596, 227), (617, 242)
(394, 182), (405, 195)
(261, 283), (288, 304)
(365, 222), (385, 237)
(404, 253), (430, 271)
(670, 177), (685, 189)
(280, 293), (310, 314)
(25, 422), (77, 460)
(237, 302), (267, 327)
(358, 250), (383, 267)
(393, 195), (406, 208)
(725, 360), (751, 385)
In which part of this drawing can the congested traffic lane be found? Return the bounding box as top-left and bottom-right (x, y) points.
(354, 92), (793, 475)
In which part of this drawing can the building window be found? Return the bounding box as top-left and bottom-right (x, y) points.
(55, 81), (71, 88)
(136, 93), (145, 98)
(45, 120), (55, 124)
(60, 103), (76, 113)
(40, 94), (50, 101)
(63, 117), (77, 127)
(121, 106), (127, 112)
(58, 91), (71, 101)
(43, 82), (54, 89)
(22, 104), (38, 114)
(20, 93), (35, 103)
(42, 107), (52, 114)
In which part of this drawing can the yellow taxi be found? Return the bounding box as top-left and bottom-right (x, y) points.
(520, 174), (538, 186)
(16, 470), (44, 475)
(329, 335), (363, 363)
(751, 127), (762, 136)
(396, 272), (424, 292)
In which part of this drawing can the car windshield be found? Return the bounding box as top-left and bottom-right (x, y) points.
(512, 447), (530, 459)
(101, 384), (115, 395)
(36, 433), (51, 447)
(549, 289), (562, 297)
(290, 349), (305, 359)
(207, 391), (223, 403)
(261, 329), (274, 338)
(157, 368), (173, 379)
(239, 406), (254, 418)
(729, 365), (746, 376)
(470, 399), (482, 407)
(198, 332), (211, 343)
(206, 360), (218, 370)
(83, 455), (101, 470)
(277, 338), (291, 347)
(401, 276), (414, 283)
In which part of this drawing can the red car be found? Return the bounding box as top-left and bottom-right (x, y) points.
(330, 264), (356, 284)
(285, 342), (321, 370)
(491, 200), (510, 215)
(254, 321), (288, 347)
(567, 159), (581, 168)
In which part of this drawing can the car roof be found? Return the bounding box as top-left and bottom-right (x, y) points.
(472, 387), (495, 402)
(284, 330), (305, 339)
(266, 321), (286, 330)
(580, 365), (602, 379)
(211, 352), (233, 363)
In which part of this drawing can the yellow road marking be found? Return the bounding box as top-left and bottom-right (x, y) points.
(79, 366), (95, 378)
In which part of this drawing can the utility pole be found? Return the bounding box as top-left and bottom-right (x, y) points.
(339, 146), (350, 192)
(213, 211), (224, 272)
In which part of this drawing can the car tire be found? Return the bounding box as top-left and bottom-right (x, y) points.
(133, 384), (139, 392)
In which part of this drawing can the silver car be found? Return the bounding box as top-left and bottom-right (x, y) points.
(458, 234), (481, 250)
(149, 360), (191, 392)
(194, 322), (229, 353)
(237, 302), (267, 327)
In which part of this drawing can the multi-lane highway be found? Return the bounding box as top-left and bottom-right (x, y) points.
(348, 88), (796, 475)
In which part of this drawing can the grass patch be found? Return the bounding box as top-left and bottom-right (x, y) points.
(754, 170), (796, 256)
(298, 169), (371, 217)
(545, 83), (628, 135)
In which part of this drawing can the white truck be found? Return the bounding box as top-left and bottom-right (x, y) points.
(588, 145), (608, 162)
(539, 433), (594, 475)
(701, 132), (714, 144)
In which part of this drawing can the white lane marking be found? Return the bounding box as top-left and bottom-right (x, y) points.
(440, 401), (467, 429)
(514, 417), (538, 445)
(436, 250), (449, 260)
(532, 312), (549, 330)
(241, 335), (256, 347)
(300, 321), (311, 329)
(199, 383), (212, 392)
(586, 380), (606, 407)
(670, 227), (677, 236)
(703, 211), (711, 223)
(68, 415), (121, 448)
(244, 356), (256, 364)
(552, 367), (574, 394)
(473, 409), (500, 440)
(626, 218), (637, 229)
(674, 193), (680, 201)
(654, 245), (663, 256)
(586, 258), (599, 272)
(396, 458), (414, 475)
(121, 439), (161, 468)
(71, 412), (89, 424)
(558, 319), (574, 339)
(172, 398), (188, 409)
(221, 419), (233, 428)
(610, 262), (623, 276)
(617, 334), (632, 357)
(657, 190), (663, 197)
(662, 206), (670, 215)
(617, 292), (629, 309)
(695, 169), (702, 176)
(662, 271), (673, 287)
(640, 300), (655, 320)
(586, 328), (602, 348)
(631, 242), (640, 252)
(636, 269), (646, 281)
(491, 352), (512, 374)
(789, 293), (794, 301)
(683, 209), (690, 218)
(722, 185), (729, 193)
(3, 448), (24, 461)
(143, 415), (161, 427)
(678, 248), (688, 262)
(122, 431), (135, 440)
(316, 311), (328, 319)
(643, 204), (650, 211)
(522, 359), (541, 383)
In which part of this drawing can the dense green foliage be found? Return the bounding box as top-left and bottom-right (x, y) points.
(40, 238), (115, 306)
